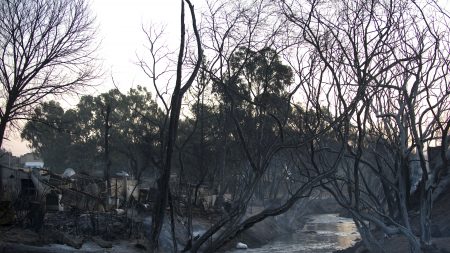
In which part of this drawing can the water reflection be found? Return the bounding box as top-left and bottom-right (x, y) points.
(229, 213), (360, 253)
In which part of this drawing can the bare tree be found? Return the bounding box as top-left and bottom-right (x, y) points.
(145, 0), (203, 251)
(182, 1), (345, 252)
(140, 2), (320, 251)
(279, 0), (450, 252)
(138, 0), (449, 251)
(0, 0), (97, 195)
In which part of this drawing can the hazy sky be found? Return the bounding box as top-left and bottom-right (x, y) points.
(91, 0), (181, 89)
(4, 0), (183, 156)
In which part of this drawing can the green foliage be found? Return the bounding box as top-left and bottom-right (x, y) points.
(21, 101), (73, 171)
(228, 47), (294, 153)
(230, 47), (293, 97)
(21, 87), (163, 174)
(214, 47), (293, 111)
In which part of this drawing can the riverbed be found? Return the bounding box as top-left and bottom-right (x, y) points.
(229, 213), (360, 253)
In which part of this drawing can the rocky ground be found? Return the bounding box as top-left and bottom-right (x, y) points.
(0, 198), (340, 252)
(0, 209), (149, 253)
(0, 206), (296, 253)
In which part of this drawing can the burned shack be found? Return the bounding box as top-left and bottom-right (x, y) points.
(0, 167), (34, 202)
(56, 171), (106, 211)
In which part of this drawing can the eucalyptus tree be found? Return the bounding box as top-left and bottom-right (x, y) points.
(138, 0), (203, 250)
(21, 87), (163, 176)
(21, 101), (73, 172)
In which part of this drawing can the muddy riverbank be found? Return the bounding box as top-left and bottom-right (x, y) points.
(227, 213), (360, 253)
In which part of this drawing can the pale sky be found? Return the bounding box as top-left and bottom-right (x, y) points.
(4, 0), (184, 156)
(91, 0), (181, 89)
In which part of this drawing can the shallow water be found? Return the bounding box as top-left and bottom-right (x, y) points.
(229, 213), (360, 253)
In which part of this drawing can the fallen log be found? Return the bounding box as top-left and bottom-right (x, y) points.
(91, 237), (112, 248)
(48, 230), (83, 249)
(0, 201), (15, 225)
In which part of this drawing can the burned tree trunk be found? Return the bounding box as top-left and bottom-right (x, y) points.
(103, 104), (112, 196)
(149, 0), (202, 250)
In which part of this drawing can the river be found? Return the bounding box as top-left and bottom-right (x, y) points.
(229, 213), (360, 253)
